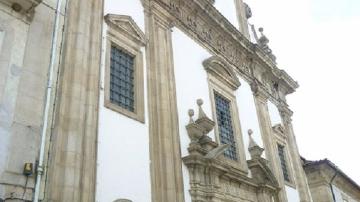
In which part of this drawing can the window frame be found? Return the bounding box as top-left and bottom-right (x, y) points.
(208, 76), (248, 173)
(104, 30), (145, 123)
(275, 140), (296, 187)
(214, 91), (238, 161)
(277, 144), (290, 182)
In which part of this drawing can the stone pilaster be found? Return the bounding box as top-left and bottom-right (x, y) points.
(279, 105), (313, 202)
(144, 1), (185, 202)
(251, 85), (288, 202)
(45, 0), (104, 201)
(234, 0), (250, 39)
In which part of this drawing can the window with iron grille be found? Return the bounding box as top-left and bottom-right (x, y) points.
(278, 144), (290, 182)
(110, 46), (135, 112)
(214, 92), (237, 161)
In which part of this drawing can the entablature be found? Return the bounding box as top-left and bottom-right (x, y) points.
(145, 0), (298, 103)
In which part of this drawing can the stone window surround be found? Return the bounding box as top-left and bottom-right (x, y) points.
(275, 139), (296, 188)
(104, 29), (145, 123)
(208, 76), (248, 173)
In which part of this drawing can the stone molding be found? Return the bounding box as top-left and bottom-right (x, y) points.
(104, 14), (145, 123)
(141, 1), (309, 202)
(44, 0), (104, 201)
(207, 74), (248, 173)
(203, 56), (241, 91)
(163, 0), (298, 101)
(279, 106), (313, 201)
(105, 14), (146, 46)
(144, 2), (185, 201)
(183, 105), (280, 202)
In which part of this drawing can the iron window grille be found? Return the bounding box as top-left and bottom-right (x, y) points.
(110, 46), (135, 112)
(214, 92), (238, 161)
(278, 144), (290, 182)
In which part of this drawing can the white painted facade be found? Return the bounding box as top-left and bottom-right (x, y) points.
(268, 101), (283, 126)
(96, 1), (151, 202)
(236, 77), (264, 158)
(96, 1), (304, 202)
(173, 28), (213, 202)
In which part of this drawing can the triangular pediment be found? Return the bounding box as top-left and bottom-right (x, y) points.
(203, 56), (241, 90)
(105, 14), (146, 45)
(247, 158), (280, 188)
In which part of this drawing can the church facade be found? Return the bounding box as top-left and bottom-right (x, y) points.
(0, 0), (356, 202)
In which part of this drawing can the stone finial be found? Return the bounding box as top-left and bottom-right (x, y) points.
(197, 99), (207, 119)
(258, 28), (270, 49)
(248, 129), (257, 148)
(257, 27), (276, 62)
(248, 129), (264, 159)
(188, 109), (195, 124)
(195, 98), (215, 135)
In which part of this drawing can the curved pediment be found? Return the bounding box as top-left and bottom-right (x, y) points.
(105, 14), (146, 46)
(203, 56), (241, 90)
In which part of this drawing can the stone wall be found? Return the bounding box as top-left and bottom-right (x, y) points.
(0, 0), (66, 200)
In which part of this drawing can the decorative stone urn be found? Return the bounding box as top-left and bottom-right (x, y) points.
(183, 102), (281, 201)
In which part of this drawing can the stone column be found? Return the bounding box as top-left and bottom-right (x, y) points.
(45, 0), (103, 201)
(144, 2), (185, 202)
(252, 86), (288, 202)
(279, 105), (313, 202)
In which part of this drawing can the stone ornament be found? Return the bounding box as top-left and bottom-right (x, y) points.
(203, 56), (241, 91)
(246, 129), (280, 197)
(257, 27), (277, 62)
(183, 100), (280, 201)
(186, 99), (215, 153)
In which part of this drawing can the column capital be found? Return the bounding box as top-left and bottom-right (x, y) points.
(143, 0), (175, 29)
(251, 80), (269, 103)
(278, 104), (293, 124)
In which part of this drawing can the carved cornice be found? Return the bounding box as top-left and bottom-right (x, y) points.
(278, 105), (293, 124)
(105, 14), (146, 46)
(203, 56), (241, 90)
(250, 79), (270, 103)
(146, 0), (298, 102)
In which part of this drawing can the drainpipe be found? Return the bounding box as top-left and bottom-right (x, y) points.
(33, 0), (63, 201)
(330, 170), (338, 202)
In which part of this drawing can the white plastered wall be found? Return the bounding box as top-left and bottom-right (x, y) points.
(236, 77), (264, 160)
(267, 101), (282, 125)
(96, 1), (151, 202)
(173, 26), (269, 201)
(172, 28), (213, 202)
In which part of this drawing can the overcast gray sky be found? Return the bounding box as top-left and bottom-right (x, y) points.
(244, 0), (360, 184)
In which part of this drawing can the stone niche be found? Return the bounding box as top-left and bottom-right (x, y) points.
(183, 99), (280, 202)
